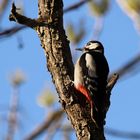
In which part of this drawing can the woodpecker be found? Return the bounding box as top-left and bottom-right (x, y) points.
(74, 40), (109, 127)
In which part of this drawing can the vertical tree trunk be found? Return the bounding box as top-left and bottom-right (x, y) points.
(37, 0), (105, 139)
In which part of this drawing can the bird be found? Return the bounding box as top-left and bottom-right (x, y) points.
(74, 40), (109, 128)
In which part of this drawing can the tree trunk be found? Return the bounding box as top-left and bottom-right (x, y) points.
(37, 0), (105, 139)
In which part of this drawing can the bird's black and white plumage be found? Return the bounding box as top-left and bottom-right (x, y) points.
(74, 40), (109, 127)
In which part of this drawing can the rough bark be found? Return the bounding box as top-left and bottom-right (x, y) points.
(9, 1), (118, 140)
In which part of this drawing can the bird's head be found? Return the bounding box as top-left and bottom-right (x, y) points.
(76, 40), (104, 54)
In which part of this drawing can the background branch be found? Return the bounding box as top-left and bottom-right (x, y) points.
(0, 0), (10, 21)
(0, 26), (26, 39)
(105, 128), (140, 139)
(64, 0), (90, 13)
(110, 53), (140, 81)
(25, 110), (63, 140)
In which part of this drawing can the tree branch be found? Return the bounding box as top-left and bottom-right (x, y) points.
(107, 74), (119, 93)
(105, 128), (140, 139)
(0, 0), (10, 21)
(0, 26), (26, 39)
(9, 3), (47, 28)
(24, 109), (63, 140)
(64, 0), (90, 13)
(112, 54), (140, 80)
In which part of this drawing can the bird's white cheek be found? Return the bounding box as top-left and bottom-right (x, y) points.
(88, 43), (99, 50)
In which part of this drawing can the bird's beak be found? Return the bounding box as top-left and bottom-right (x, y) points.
(75, 48), (83, 51)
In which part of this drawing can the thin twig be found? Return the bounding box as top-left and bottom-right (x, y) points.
(93, 17), (104, 40)
(110, 53), (140, 80)
(0, 26), (26, 39)
(24, 109), (63, 140)
(105, 127), (140, 139)
(0, 0), (10, 21)
(61, 125), (140, 139)
(6, 86), (19, 140)
(63, 0), (90, 13)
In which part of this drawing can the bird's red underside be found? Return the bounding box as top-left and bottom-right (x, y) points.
(76, 84), (91, 103)
(76, 84), (94, 109)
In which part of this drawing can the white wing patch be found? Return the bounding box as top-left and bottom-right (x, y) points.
(85, 53), (96, 78)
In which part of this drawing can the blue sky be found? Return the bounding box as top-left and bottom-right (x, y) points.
(0, 0), (140, 140)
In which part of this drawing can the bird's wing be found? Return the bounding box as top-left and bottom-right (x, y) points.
(84, 53), (99, 111)
(79, 53), (98, 95)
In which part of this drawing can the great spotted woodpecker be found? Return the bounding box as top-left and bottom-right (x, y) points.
(74, 40), (109, 127)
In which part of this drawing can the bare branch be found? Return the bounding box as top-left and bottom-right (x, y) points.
(0, 26), (26, 39)
(64, 0), (90, 13)
(106, 74), (119, 93)
(9, 3), (47, 28)
(110, 53), (140, 80)
(6, 86), (19, 140)
(105, 127), (140, 139)
(93, 17), (104, 40)
(24, 110), (63, 140)
(61, 125), (140, 139)
(0, 0), (10, 21)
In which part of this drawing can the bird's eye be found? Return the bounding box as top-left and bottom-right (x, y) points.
(87, 42), (91, 46)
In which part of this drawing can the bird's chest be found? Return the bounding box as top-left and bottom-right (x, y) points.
(74, 59), (85, 87)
